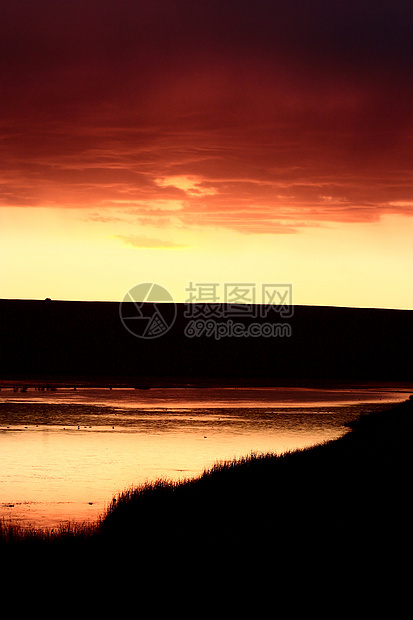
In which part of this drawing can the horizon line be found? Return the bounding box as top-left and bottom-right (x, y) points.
(0, 298), (412, 312)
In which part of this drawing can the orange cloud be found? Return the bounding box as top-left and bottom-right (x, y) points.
(116, 234), (187, 249)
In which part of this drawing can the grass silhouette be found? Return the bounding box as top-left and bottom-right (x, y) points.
(2, 396), (412, 587)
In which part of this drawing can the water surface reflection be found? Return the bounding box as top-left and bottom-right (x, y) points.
(0, 386), (409, 528)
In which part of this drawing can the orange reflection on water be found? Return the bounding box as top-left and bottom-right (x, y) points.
(0, 386), (410, 529)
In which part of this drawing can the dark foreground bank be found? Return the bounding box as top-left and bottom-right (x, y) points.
(2, 397), (412, 563)
(2, 399), (411, 618)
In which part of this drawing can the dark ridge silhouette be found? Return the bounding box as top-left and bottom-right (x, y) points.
(0, 299), (411, 385)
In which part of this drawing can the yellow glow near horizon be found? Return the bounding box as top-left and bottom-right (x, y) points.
(2, 3), (413, 313)
(1, 206), (412, 309)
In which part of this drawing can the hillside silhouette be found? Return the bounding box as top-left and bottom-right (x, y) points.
(0, 299), (411, 385)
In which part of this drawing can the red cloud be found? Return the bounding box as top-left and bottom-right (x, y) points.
(2, 1), (413, 234)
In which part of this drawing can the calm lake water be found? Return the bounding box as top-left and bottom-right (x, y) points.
(0, 385), (410, 529)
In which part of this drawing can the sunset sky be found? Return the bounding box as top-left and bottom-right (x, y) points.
(1, 0), (413, 308)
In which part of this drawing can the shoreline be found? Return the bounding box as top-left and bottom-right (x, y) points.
(2, 396), (412, 555)
(1, 378), (413, 390)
